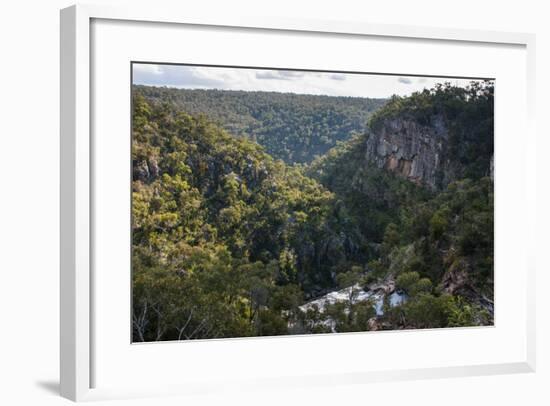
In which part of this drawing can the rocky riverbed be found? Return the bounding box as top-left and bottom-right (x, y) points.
(297, 278), (408, 332)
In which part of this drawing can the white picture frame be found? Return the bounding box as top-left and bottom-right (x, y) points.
(60, 3), (536, 402)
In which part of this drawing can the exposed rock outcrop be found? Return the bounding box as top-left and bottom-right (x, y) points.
(440, 258), (494, 316)
(440, 258), (472, 296)
(367, 317), (392, 331)
(364, 115), (448, 189)
(133, 158), (159, 182)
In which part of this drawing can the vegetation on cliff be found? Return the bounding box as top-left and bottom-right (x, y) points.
(368, 80), (494, 185)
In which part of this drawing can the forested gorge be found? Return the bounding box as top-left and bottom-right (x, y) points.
(132, 82), (494, 341)
(135, 86), (385, 164)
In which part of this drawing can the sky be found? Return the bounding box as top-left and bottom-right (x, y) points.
(133, 63), (485, 99)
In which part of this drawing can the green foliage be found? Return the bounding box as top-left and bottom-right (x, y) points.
(307, 134), (432, 242)
(131, 92), (373, 340)
(429, 206), (450, 240)
(132, 80), (494, 341)
(396, 271), (419, 293)
(324, 300), (376, 333)
(382, 223), (401, 255)
(336, 267), (363, 289)
(447, 296), (492, 327)
(396, 272), (432, 297)
(369, 80), (494, 184)
(385, 292), (492, 330)
(401, 293), (455, 329)
(134, 85), (386, 164)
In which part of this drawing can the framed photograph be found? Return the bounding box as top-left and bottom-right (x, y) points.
(60, 4), (536, 401)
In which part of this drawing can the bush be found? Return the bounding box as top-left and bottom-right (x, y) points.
(401, 293), (454, 329)
(396, 271), (420, 293)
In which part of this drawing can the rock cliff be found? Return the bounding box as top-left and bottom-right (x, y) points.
(363, 112), (493, 189)
(364, 114), (448, 189)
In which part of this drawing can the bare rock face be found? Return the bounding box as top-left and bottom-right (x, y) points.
(368, 278), (396, 295)
(133, 158), (160, 182)
(134, 160), (150, 182)
(364, 114), (448, 189)
(441, 258), (494, 316)
(441, 258), (471, 296)
(367, 316), (394, 331)
(367, 317), (381, 331)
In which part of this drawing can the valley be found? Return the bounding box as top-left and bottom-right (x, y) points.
(132, 80), (494, 341)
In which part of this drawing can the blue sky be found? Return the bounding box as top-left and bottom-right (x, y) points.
(133, 63), (482, 99)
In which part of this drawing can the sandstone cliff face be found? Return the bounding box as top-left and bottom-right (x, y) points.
(363, 114), (448, 189)
(363, 113), (495, 189)
(133, 158), (159, 182)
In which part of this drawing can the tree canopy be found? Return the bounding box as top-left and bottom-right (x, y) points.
(132, 80), (494, 341)
(135, 86), (386, 164)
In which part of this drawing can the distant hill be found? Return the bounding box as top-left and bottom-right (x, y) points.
(134, 85), (386, 164)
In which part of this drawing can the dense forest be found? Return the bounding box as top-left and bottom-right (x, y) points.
(132, 81), (494, 341)
(135, 86), (386, 164)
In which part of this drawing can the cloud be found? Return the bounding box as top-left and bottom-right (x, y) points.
(132, 63), (480, 98)
(133, 64), (224, 88)
(255, 70), (307, 80)
(255, 71), (284, 80)
(255, 70), (346, 84)
(329, 74), (346, 81)
(278, 71), (306, 79)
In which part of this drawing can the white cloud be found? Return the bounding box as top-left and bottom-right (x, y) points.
(133, 64), (224, 88)
(255, 71), (303, 80)
(398, 77), (413, 85)
(133, 64), (486, 98)
(329, 74), (346, 81)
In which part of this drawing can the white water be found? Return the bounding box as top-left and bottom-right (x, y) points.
(300, 284), (407, 317)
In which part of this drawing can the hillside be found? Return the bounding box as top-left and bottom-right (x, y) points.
(132, 92), (349, 340)
(307, 81), (494, 324)
(132, 81), (494, 341)
(134, 85), (386, 164)
(364, 81), (494, 189)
